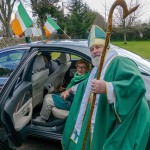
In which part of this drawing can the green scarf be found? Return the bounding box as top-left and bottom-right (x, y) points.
(66, 72), (89, 90)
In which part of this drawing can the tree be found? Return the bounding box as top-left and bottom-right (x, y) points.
(30, 0), (64, 35)
(107, 0), (143, 43)
(93, 11), (106, 31)
(66, 0), (96, 39)
(0, 0), (17, 37)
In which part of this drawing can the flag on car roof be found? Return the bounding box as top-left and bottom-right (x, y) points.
(43, 17), (60, 37)
(11, 3), (33, 36)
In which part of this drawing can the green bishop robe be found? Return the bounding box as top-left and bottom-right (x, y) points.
(62, 56), (150, 150)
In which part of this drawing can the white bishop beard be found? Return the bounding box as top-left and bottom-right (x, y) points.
(91, 56), (101, 67)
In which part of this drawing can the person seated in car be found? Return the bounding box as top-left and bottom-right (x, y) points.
(41, 52), (58, 75)
(34, 59), (91, 123)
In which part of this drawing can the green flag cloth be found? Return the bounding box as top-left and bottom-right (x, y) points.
(62, 56), (150, 150)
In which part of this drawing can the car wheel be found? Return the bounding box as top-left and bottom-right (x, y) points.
(0, 140), (16, 150)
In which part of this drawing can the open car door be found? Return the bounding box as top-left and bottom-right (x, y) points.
(0, 50), (38, 149)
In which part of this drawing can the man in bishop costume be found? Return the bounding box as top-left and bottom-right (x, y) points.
(62, 25), (150, 150)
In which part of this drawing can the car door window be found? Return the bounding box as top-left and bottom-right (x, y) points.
(0, 49), (25, 77)
(0, 49), (26, 91)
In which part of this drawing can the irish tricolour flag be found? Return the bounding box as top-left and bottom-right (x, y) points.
(11, 3), (33, 36)
(43, 17), (60, 37)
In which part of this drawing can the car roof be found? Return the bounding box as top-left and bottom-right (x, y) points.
(0, 39), (90, 55)
(0, 39), (87, 48)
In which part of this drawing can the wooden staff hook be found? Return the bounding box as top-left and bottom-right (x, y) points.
(82, 0), (139, 149)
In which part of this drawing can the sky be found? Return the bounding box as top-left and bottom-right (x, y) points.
(12, 0), (150, 23)
(82, 0), (150, 23)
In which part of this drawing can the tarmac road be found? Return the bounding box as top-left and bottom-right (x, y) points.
(17, 137), (62, 150)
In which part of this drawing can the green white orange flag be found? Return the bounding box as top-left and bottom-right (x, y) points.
(43, 17), (60, 37)
(11, 3), (33, 36)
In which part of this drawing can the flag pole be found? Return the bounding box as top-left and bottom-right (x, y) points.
(81, 0), (140, 149)
(33, 25), (46, 42)
(59, 28), (71, 39)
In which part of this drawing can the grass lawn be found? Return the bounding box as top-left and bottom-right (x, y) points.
(111, 41), (150, 59)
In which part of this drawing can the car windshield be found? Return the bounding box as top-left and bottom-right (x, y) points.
(0, 49), (25, 77)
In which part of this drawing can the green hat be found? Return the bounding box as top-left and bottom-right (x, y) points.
(88, 25), (109, 48)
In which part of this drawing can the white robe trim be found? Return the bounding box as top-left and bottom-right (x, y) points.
(107, 82), (115, 104)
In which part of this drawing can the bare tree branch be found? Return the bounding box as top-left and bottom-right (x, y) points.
(0, 0), (17, 37)
(107, 0), (143, 43)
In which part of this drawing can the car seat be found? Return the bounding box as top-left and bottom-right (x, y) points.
(32, 55), (49, 108)
(44, 53), (71, 93)
(52, 107), (69, 119)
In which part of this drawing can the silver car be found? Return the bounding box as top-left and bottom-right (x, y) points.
(0, 40), (149, 150)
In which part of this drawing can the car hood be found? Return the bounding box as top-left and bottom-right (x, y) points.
(111, 45), (150, 75)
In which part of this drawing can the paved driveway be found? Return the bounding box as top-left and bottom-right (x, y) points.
(17, 137), (62, 150)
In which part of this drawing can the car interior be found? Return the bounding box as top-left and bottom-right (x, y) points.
(30, 51), (88, 128)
